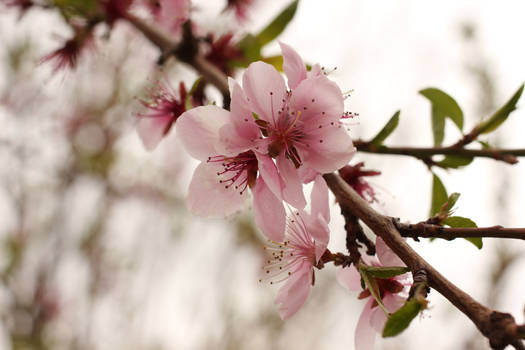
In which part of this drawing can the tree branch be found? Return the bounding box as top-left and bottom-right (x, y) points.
(395, 222), (525, 241)
(354, 140), (522, 164)
(323, 173), (523, 350)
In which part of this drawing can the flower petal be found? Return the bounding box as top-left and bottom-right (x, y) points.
(255, 152), (283, 200)
(298, 126), (355, 173)
(187, 162), (246, 217)
(276, 153), (306, 209)
(337, 266), (363, 292)
(310, 175), (330, 222)
(275, 261), (312, 320)
(290, 74), (344, 124)
(229, 78), (260, 140)
(355, 298), (377, 350)
(137, 115), (173, 151)
(369, 294), (405, 333)
(177, 105), (230, 161)
(279, 42), (307, 89)
(376, 237), (405, 267)
(242, 61), (287, 123)
(253, 177), (286, 241)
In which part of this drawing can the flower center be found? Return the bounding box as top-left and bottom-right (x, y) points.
(207, 150), (258, 195)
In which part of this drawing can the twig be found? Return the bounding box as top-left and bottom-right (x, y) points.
(323, 173), (524, 350)
(395, 222), (525, 241)
(354, 140), (521, 164)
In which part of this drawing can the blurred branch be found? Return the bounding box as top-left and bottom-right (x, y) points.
(324, 172), (524, 350)
(394, 221), (525, 241)
(354, 140), (522, 165)
(124, 14), (230, 96)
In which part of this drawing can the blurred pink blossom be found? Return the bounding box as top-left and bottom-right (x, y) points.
(339, 162), (381, 202)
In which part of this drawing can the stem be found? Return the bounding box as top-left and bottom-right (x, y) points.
(354, 140), (522, 164)
(395, 222), (525, 241)
(324, 173), (523, 349)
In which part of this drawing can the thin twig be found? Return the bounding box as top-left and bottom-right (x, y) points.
(395, 221), (525, 241)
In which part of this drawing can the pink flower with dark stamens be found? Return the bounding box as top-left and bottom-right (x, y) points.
(40, 28), (93, 73)
(337, 237), (411, 350)
(177, 88), (288, 240)
(223, 42), (354, 196)
(260, 175), (330, 319)
(339, 162), (381, 203)
(136, 81), (194, 151)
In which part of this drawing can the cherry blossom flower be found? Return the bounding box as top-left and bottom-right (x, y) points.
(337, 237), (411, 350)
(176, 82), (289, 241)
(339, 162), (381, 203)
(136, 81), (195, 151)
(260, 175), (330, 319)
(204, 33), (242, 76)
(222, 42), (355, 192)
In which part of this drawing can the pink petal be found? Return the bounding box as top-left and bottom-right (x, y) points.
(253, 177), (286, 242)
(229, 78), (260, 141)
(137, 115), (173, 151)
(299, 126), (355, 173)
(336, 266), (362, 292)
(242, 61), (287, 123)
(279, 42), (307, 89)
(255, 152), (283, 200)
(290, 74), (344, 125)
(355, 298), (377, 350)
(187, 162), (246, 217)
(308, 63), (322, 78)
(177, 106), (230, 161)
(276, 153), (306, 209)
(369, 294), (405, 333)
(310, 175), (330, 222)
(376, 237), (405, 267)
(275, 261), (312, 320)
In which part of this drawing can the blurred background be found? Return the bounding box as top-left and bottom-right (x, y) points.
(0, 0), (524, 349)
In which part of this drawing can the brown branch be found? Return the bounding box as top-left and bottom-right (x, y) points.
(124, 14), (230, 96)
(395, 222), (525, 241)
(324, 173), (523, 350)
(354, 140), (522, 164)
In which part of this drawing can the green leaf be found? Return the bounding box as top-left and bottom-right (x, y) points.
(360, 265), (410, 279)
(478, 83), (524, 134)
(441, 192), (460, 214)
(256, 0), (299, 47)
(261, 55), (284, 71)
(430, 173), (447, 216)
(359, 267), (388, 315)
(370, 111), (400, 146)
(382, 299), (423, 338)
(420, 88), (464, 146)
(252, 112), (259, 120)
(477, 140), (491, 149)
(443, 216), (482, 249)
(237, 34), (262, 63)
(185, 77), (203, 110)
(437, 155), (473, 169)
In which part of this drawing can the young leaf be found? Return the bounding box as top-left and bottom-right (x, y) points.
(478, 83), (524, 134)
(370, 110), (400, 146)
(382, 299), (423, 337)
(443, 216), (482, 249)
(420, 88), (464, 146)
(430, 173), (447, 216)
(360, 265), (410, 279)
(359, 267), (388, 315)
(261, 55), (284, 71)
(440, 192), (460, 215)
(437, 155), (473, 169)
(256, 0), (299, 47)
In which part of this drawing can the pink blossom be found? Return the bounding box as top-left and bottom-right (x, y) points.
(223, 0), (255, 22)
(224, 42), (354, 189)
(260, 175), (330, 319)
(148, 0), (190, 36)
(337, 237), (411, 350)
(176, 86), (288, 241)
(136, 81), (194, 151)
(339, 162), (381, 203)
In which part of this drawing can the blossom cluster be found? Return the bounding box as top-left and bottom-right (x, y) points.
(138, 42), (409, 349)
